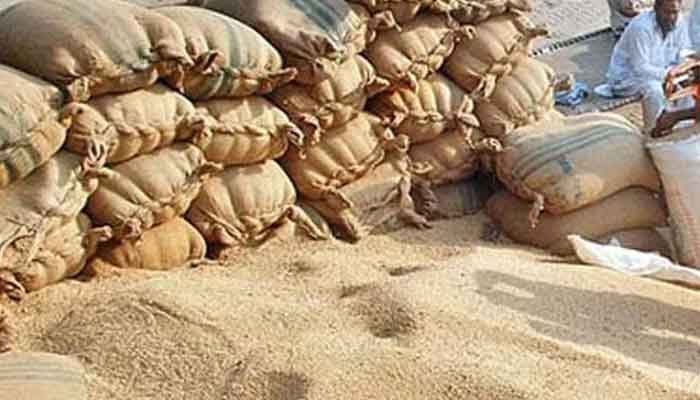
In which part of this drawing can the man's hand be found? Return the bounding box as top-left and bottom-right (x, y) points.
(651, 110), (678, 138)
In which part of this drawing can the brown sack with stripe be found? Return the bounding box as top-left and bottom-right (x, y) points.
(0, 152), (105, 300)
(194, 97), (301, 166)
(0, 0), (194, 102)
(281, 113), (404, 202)
(270, 55), (390, 140)
(370, 73), (479, 144)
(305, 150), (430, 241)
(198, 0), (383, 84)
(365, 14), (475, 90)
(495, 113), (661, 226)
(445, 13), (548, 94)
(157, 6), (296, 100)
(88, 217), (206, 272)
(86, 143), (221, 241)
(0, 66), (69, 189)
(475, 57), (556, 138)
(0, 352), (88, 400)
(486, 189), (668, 256)
(187, 160), (329, 246)
(63, 84), (207, 165)
(452, 0), (533, 24)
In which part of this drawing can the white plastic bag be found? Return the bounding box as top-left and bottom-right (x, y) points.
(569, 235), (700, 287)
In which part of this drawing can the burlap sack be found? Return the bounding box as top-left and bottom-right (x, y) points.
(89, 217), (206, 272)
(156, 6), (296, 100)
(87, 143), (221, 240)
(364, 14), (475, 90)
(445, 13), (548, 94)
(0, 152), (104, 300)
(0, 66), (69, 189)
(495, 113), (661, 226)
(270, 55), (390, 140)
(306, 151), (430, 241)
(187, 160), (329, 246)
(475, 56), (556, 138)
(194, 97), (301, 165)
(347, 0), (478, 23)
(63, 84), (206, 165)
(408, 129), (486, 187)
(0, 305), (12, 353)
(486, 189), (668, 256)
(413, 176), (492, 219)
(452, 0), (533, 24)
(1, 214), (110, 297)
(282, 113), (403, 201)
(369, 73), (479, 144)
(0, 352), (87, 400)
(198, 0), (382, 84)
(647, 125), (700, 268)
(0, 0), (194, 102)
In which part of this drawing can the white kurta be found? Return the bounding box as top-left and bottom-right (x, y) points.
(606, 11), (693, 132)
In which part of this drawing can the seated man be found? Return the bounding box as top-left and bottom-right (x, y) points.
(607, 0), (654, 38)
(605, 0), (693, 134)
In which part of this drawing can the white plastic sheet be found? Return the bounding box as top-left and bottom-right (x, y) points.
(568, 235), (700, 287)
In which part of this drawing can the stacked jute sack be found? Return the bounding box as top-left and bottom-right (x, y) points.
(0, 0), (340, 300)
(402, 0), (669, 256)
(359, 0), (542, 220)
(197, 0), (441, 241)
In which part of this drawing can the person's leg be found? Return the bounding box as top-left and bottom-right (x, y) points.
(640, 81), (667, 134)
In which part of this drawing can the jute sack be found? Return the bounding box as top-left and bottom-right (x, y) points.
(0, 0), (194, 102)
(647, 125), (700, 268)
(0, 66), (69, 189)
(89, 217), (206, 272)
(486, 189), (668, 256)
(0, 152), (104, 300)
(86, 143), (221, 240)
(495, 112), (661, 226)
(0, 352), (87, 400)
(445, 12), (548, 94)
(452, 0), (533, 24)
(198, 0), (384, 84)
(0, 214), (110, 298)
(347, 0), (479, 24)
(364, 14), (476, 90)
(156, 6), (296, 100)
(187, 160), (329, 246)
(0, 305), (12, 352)
(281, 113), (402, 202)
(369, 73), (479, 144)
(63, 84), (207, 165)
(194, 97), (301, 165)
(475, 56), (556, 138)
(306, 151), (430, 241)
(270, 55), (390, 140)
(408, 129), (487, 187)
(413, 176), (492, 219)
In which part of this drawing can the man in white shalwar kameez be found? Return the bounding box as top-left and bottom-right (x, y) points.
(605, 0), (694, 134)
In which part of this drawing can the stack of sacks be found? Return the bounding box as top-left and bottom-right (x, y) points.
(443, 5), (554, 139)
(358, 1), (503, 221)
(0, 62), (108, 300)
(369, 74), (495, 220)
(0, 0), (200, 282)
(486, 113), (668, 256)
(193, 0), (424, 241)
(153, 5), (329, 248)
